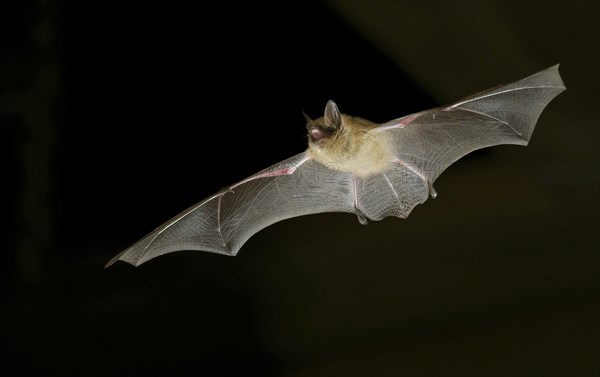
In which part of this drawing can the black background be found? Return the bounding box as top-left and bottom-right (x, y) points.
(1, 1), (598, 376)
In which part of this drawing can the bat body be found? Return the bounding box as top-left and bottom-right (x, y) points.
(107, 65), (565, 267)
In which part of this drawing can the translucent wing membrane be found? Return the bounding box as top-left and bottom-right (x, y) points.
(107, 153), (354, 266)
(355, 164), (430, 221)
(369, 64), (565, 218)
(108, 65), (565, 266)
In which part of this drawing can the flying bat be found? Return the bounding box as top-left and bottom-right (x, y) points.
(106, 65), (565, 267)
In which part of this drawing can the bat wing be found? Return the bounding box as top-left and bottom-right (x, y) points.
(108, 65), (565, 267)
(356, 64), (566, 221)
(107, 153), (356, 266)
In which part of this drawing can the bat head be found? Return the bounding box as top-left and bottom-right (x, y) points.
(305, 100), (343, 148)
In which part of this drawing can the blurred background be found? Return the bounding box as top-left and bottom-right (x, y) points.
(1, 1), (598, 376)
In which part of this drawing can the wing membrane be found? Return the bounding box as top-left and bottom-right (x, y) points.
(107, 153), (354, 266)
(363, 65), (565, 219)
(108, 65), (565, 266)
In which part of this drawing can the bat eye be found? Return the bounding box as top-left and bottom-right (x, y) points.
(309, 128), (325, 143)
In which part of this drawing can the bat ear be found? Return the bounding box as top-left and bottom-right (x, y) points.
(302, 109), (313, 124)
(324, 100), (341, 129)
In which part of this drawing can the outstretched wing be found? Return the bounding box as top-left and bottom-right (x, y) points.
(107, 153), (355, 266)
(108, 65), (565, 266)
(355, 64), (566, 221)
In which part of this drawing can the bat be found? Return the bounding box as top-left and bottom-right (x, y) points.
(106, 65), (565, 267)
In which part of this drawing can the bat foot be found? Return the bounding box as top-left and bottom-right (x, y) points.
(429, 185), (437, 199)
(355, 208), (368, 225)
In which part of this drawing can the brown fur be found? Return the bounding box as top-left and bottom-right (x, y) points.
(307, 114), (393, 177)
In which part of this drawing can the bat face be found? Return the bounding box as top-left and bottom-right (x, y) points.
(107, 65), (565, 267)
(306, 100), (393, 178)
(305, 100), (342, 148)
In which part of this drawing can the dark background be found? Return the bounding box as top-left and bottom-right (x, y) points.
(1, 1), (598, 376)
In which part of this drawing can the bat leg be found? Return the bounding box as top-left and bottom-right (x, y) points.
(355, 207), (368, 225)
(429, 184), (437, 199)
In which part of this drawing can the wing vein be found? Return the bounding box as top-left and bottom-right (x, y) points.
(140, 192), (224, 255)
(396, 153), (441, 168)
(216, 194), (229, 251)
(383, 173), (399, 200)
(444, 106), (521, 137)
(449, 85), (562, 108)
(393, 158), (429, 187)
